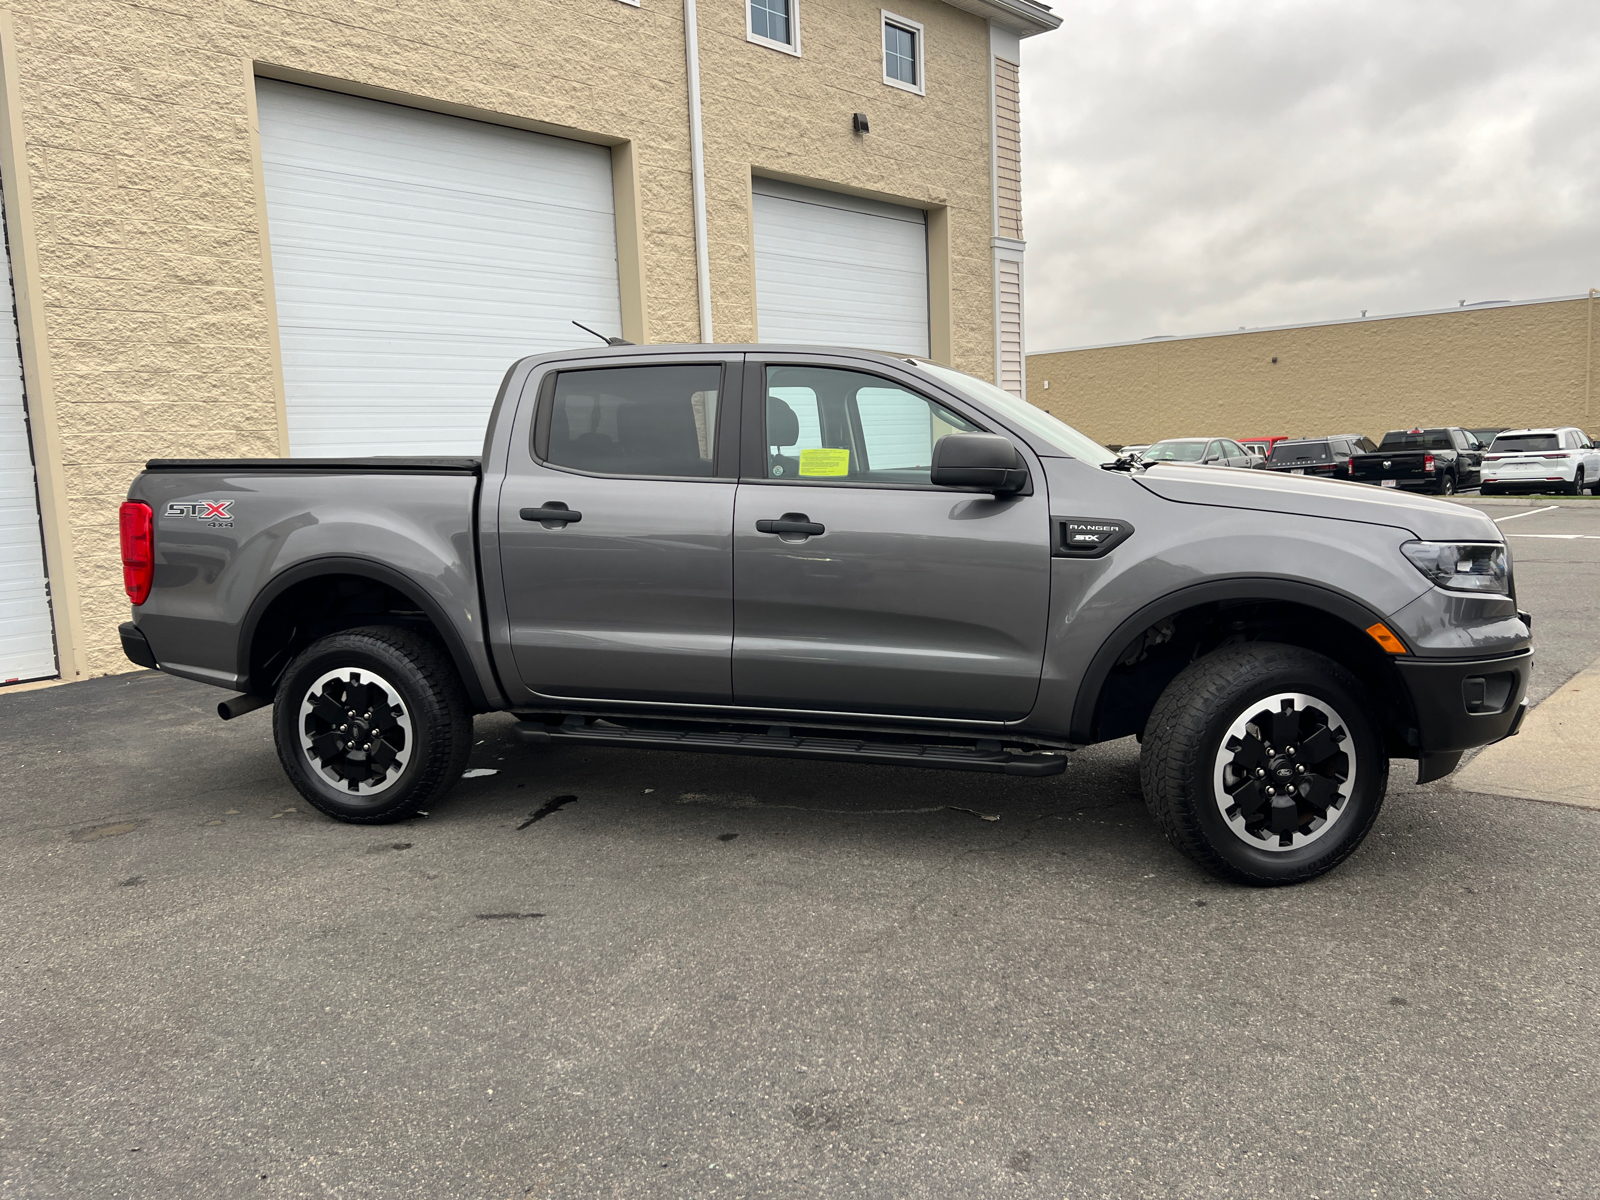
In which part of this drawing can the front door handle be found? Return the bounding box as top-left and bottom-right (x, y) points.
(521, 503), (582, 527)
(756, 514), (825, 537)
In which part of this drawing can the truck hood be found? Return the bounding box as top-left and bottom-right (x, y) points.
(1132, 465), (1502, 541)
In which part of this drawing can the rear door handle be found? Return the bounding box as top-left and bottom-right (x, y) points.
(521, 503), (582, 526)
(756, 514), (825, 537)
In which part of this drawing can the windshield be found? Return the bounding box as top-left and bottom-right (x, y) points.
(1269, 440), (1332, 464)
(1379, 429), (1452, 450)
(1141, 440), (1208, 462)
(913, 362), (1116, 464)
(1490, 433), (1559, 452)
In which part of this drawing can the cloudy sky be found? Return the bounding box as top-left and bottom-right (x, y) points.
(1019, 0), (1600, 351)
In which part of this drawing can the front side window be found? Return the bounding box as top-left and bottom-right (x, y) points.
(763, 365), (977, 485)
(540, 365), (721, 478)
(750, 0), (797, 50)
(883, 15), (922, 91)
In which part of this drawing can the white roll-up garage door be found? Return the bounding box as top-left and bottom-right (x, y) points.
(0, 194), (55, 685)
(256, 81), (624, 457)
(752, 178), (930, 358)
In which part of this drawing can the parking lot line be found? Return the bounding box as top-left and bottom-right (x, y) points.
(1493, 505), (1561, 523)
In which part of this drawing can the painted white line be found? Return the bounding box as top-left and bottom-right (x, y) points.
(1493, 505), (1560, 523)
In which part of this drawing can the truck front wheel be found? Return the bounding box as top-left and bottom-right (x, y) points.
(1140, 643), (1388, 885)
(272, 626), (473, 823)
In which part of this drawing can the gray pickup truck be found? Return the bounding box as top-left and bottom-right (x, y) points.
(118, 345), (1532, 885)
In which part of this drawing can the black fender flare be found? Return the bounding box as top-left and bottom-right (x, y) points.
(237, 555), (499, 712)
(1067, 577), (1407, 744)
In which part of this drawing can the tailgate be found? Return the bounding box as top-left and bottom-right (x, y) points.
(1351, 452), (1430, 481)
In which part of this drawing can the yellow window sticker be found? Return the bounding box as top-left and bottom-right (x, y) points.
(798, 448), (850, 477)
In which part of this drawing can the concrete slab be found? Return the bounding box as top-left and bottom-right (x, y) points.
(1453, 654), (1600, 809)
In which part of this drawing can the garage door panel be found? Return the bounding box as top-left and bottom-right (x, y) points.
(752, 179), (930, 358)
(258, 80), (623, 458)
(0, 188), (55, 683)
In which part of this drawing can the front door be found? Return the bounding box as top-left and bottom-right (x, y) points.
(731, 360), (1052, 721)
(497, 357), (741, 703)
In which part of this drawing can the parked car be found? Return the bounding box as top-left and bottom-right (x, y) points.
(1266, 435), (1378, 478)
(118, 344), (1530, 886)
(1349, 428), (1484, 495)
(1119, 444), (1150, 459)
(1239, 436), (1292, 460)
(1480, 427), (1600, 496)
(1140, 437), (1263, 468)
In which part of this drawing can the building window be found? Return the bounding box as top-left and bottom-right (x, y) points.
(749, 0), (800, 55)
(882, 13), (924, 94)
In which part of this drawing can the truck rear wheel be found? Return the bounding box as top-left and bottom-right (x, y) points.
(1140, 643), (1388, 886)
(1436, 472), (1456, 495)
(272, 626), (473, 824)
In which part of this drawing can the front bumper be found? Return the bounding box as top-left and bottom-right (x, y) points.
(1394, 648), (1532, 781)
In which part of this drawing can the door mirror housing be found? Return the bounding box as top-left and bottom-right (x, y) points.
(930, 433), (1027, 494)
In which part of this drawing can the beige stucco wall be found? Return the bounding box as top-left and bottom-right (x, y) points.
(3, 0), (1004, 676)
(1026, 297), (1600, 448)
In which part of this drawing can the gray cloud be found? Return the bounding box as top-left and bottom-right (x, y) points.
(1020, 0), (1600, 350)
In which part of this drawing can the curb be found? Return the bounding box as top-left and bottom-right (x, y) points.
(1444, 496), (1599, 508)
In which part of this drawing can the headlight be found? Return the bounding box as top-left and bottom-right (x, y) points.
(1400, 541), (1509, 594)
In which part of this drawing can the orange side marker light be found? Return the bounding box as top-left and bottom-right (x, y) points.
(1366, 622), (1406, 654)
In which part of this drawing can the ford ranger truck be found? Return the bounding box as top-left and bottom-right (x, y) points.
(117, 345), (1532, 886)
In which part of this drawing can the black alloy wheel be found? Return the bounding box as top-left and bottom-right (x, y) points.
(273, 626), (473, 823)
(1140, 642), (1388, 886)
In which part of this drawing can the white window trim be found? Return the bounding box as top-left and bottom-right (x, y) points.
(748, 0), (802, 57)
(881, 11), (925, 96)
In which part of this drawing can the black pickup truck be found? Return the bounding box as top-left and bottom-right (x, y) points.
(1349, 428), (1484, 495)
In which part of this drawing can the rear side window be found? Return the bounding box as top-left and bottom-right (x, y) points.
(1490, 433), (1559, 452)
(540, 365), (721, 477)
(762, 365), (978, 485)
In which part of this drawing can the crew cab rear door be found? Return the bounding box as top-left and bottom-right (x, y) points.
(495, 354), (743, 703)
(730, 355), (1051, 721)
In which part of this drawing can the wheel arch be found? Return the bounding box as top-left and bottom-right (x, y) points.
(1069, 578), (1418, 753)
(237, 556), (494, 711)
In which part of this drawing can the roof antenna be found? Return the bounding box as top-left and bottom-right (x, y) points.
(573, 320), (633, 347)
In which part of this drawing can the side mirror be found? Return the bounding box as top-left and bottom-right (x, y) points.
(931, 433), (1027, 494)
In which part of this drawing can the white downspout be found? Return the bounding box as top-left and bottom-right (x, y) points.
(684, 0), (714, 343)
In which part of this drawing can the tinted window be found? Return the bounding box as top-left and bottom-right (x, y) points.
(542, 365), (721, 477)
(1489, 433), (1559, 452)
(763, 365), (978, 485)
(1379, 429), (1454, 450)
(1270, 440), (1333, 464)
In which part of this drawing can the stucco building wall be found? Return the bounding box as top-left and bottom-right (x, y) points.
(1026, 296), (1600, 448)
(2, 0), (1031, 676)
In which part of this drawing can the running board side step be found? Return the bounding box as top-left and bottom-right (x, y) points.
(513, 716), (1068, 776)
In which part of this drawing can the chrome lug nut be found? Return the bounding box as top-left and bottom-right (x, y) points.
(1255, 767), (1267, 777)
(1295, 763), (1306, 773)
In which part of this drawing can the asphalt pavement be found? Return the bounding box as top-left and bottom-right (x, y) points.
(3, 501), (1598, 1199)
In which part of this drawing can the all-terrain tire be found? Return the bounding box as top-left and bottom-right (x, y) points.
(273, 626), (473, 823)
(1140, 642), (1388, 886)
(1568, 467), (1585, 497)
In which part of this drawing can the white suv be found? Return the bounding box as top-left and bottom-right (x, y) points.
(1481, 427), (1600, 496)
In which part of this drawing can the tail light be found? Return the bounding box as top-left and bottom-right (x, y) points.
(119, 501), (154, 605)
(1541, 452), (1571, 459)
(1347, 458), (1354, 475)
(1484, 454), (1503, 461)
(1423, 453), (1436, 473)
